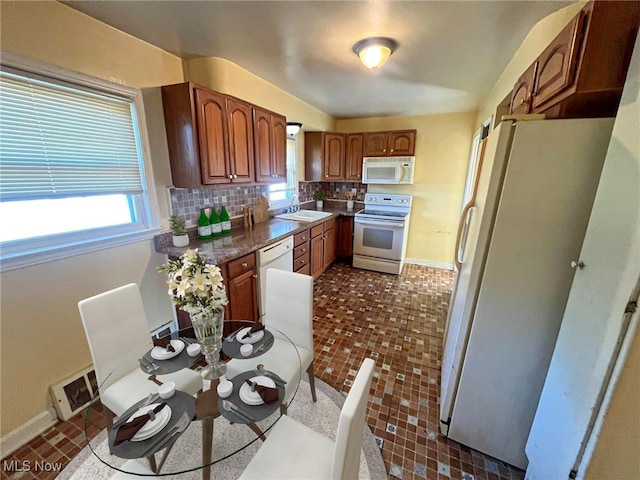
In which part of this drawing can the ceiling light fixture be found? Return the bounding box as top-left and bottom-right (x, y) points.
(286, 122), (302, 136)
(352, 37), (398, 71)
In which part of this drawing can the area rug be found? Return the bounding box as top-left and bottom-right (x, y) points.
(57, 377), (387, 479)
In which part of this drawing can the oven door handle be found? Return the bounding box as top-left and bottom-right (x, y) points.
(355, 218), (405, 228)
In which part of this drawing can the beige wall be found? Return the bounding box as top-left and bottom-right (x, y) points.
(0, 1), (184, 437)
(476, 1), (587, 130)
(584, 325), (640, 479)
(185, 57), (336, 179)
(337, 113), (476, 266)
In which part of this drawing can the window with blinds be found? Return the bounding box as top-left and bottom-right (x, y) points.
(0, 62), (154, 271)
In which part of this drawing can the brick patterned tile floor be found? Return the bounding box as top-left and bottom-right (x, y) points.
(1, 261), (525, 480)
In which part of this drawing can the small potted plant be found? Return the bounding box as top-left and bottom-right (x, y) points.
(169, 214), (189, 247)
(313, 191), (327, 209)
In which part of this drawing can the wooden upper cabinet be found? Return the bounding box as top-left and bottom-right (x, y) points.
(345, 133), (363, 181)
(161, 82), (288, 187)
(323, 133), (345, 180)
(509, 1), (640, 119)
(388, 131), (416, 155)
(363, 132), (389, 156)
(195, 88), (230, 185)
(253, 107), (287, 183)
(226, 97), (254, 183)
(363, 130), (416, 156)
(510, 62), (538, 114)
(532, 12), (584, 109)
(272, 114), (287, 179)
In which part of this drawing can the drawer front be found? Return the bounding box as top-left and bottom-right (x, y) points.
(293, 252), (309, 271)
(311, 224), (323, 238)
(294, 230), (310, 246)
(324, 218), (336, 231)
(294, 243), (309, 259)
(295, 263), (311, 276)
(227, 252), (256, 278)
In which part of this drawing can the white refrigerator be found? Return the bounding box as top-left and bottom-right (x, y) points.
(439, 116), (614, 468)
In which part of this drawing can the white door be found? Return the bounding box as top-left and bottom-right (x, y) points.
(525, 36), (640, 480)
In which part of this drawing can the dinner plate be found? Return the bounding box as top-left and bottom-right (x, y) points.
(150, 339), (184, 360)
(236, 328), (264, 344)
(239, 376), (276, 406)
(127, 403), (172, 441)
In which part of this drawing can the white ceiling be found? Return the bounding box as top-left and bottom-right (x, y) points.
(62, 1), (573, 119)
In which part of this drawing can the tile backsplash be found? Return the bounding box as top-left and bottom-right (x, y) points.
(170, 181), (368, 225)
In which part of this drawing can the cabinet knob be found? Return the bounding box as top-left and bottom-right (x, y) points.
(390, 149), (394, 153)
(383, 148), (386, 153)
(302, 248), (306, 252)
(570, 260), (585, 269)
(326, 174), (329, 178)
(242, 262), (248, 268)
(252, 274), (257, 279)
(229, 174), (233, 179)
(520, 98), (525, 105)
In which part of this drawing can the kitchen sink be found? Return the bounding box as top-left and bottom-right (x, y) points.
(274, 209), (332, 222)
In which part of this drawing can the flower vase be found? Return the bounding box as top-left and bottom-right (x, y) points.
(191, 310), (226, 379)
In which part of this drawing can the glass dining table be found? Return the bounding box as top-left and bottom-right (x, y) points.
(83, 320), (302, 478)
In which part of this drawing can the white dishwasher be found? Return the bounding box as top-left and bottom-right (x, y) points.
(257, 236), (293, 318)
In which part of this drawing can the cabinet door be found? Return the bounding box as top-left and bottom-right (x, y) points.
(272, 114), (287, 180)
(336, 216), (354, 257)
(310, 234), (324, 279)
(227, 254), (259, 322)
(388, 131), (416, 155)
(323, 226), (336, 270)
(195, 88), (230, 184)
(510, 62), (538, 114)
(363, 132), (389, 156)
(323, 133), (345, 180)
(226, 97), (254, 183)
(532, 12), (584, 109)
(345, 133), (363, 181)
(253, 107), (275, 183)
(228, 268), (259, 322)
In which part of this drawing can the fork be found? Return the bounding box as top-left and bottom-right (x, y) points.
(140, 412), (190, 457)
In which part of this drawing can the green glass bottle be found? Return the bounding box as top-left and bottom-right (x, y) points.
(197, 209), (212, 240)
(209, 206), (222, 237)
(220, 206), (231, 234)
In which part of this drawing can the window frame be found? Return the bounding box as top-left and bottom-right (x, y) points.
(267, 137), (299, 208)
(0, 52), (160, 272)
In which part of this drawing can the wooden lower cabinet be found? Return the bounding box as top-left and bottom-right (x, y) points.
(294, 229), (311, 275)
(310, 218), (337, 280)
(310, 226), (325, 279)
(226, 252), (259, 323)
(336, 216), (354, 258)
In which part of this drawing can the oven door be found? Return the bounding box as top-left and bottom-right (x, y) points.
(353, 217), (406, 260)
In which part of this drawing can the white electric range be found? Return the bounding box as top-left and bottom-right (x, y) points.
(352, 193), (412, 275)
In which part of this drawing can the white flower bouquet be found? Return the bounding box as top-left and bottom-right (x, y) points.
(159, 249), (228, 323)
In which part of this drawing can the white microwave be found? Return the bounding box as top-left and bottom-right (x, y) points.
(362, 156), (415, 184)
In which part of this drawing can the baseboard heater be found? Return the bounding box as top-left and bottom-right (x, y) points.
(49, 367), (98, 421)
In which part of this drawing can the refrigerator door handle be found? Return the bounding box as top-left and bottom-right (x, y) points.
(454, 204), (474, 270)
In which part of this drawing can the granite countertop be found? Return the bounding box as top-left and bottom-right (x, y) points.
(154, 202), (362, 265)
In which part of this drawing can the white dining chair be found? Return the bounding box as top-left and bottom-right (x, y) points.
(78, 283), (202, 429)
(225, 268), (317, 408)
(238, 357), (375, 480)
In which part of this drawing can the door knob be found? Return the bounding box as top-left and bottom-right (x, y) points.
(570, 260), (585, 269)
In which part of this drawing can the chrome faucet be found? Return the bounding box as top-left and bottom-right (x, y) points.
(288, 194), (300, 213)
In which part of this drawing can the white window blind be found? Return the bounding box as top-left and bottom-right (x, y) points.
(0, 70), (144, 201)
